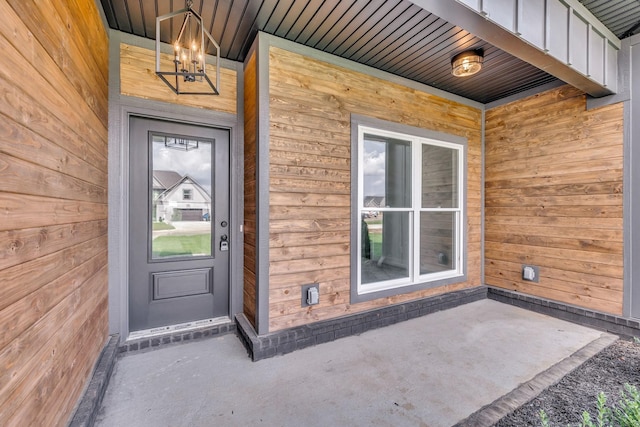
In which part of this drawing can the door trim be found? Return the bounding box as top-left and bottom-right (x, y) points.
(108, 97), (243, 339)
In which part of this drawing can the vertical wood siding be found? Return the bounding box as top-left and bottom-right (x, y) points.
(0, 0), (109, 425)
(243, 51), (258, 327)
(267, 46), (483, 331)
(120, 43), (238, 115)
(484, 85), (624, 314)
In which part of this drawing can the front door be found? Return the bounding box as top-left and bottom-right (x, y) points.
(129, 117), (230, 334)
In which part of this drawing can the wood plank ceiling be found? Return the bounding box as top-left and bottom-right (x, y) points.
(100, 0), (640, 104)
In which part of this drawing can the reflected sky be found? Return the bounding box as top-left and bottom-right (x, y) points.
(363, 139), (385, 198)
(152, 136), (213, 195)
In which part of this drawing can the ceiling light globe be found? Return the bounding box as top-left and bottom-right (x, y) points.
(451, 50), (484, 77)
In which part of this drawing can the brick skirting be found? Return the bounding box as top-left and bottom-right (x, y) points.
(487, 287), (640, 338)
(69, 335), (119, 427)
(118, 322), (236, 354)
(236, 286), (489, 361)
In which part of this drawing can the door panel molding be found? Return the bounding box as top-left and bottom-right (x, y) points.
(152, 268), (213, 300)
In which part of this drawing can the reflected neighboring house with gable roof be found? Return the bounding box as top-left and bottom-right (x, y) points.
(153, 170), (211, 222)
(363, 196), (385, 218)
(364, 196), (385, 209)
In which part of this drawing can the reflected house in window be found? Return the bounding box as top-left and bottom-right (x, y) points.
(152, 170), (211, 222)
(152, 170), (182, 199)
(363, 196), (385, 211)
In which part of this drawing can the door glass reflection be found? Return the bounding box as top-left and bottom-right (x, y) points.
(151, 134), (213, 259)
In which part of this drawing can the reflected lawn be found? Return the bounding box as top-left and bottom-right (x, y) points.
(152, 234), (211, 257)
(152, 222), (176, 231)
(369, 230), (382, 260)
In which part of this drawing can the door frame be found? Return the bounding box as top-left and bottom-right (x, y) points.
(108, 93), (243, 339)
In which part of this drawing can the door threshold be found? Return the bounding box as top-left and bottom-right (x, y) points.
(127, 316), (231, 341)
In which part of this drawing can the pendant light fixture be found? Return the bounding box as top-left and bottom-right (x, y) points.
(155, 0), (220, 95)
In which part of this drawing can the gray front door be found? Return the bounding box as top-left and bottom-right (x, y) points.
(129, 117), (230, 333)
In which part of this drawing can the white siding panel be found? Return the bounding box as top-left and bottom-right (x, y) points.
(517, 0), (546, 48)
(482, 0), (517, 32)
(569, 12), (589, 74)
(588, 27), (605, 83)
(547, 0), (570, 63)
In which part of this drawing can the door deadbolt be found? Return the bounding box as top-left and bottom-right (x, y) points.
(220, 234), (229, 251)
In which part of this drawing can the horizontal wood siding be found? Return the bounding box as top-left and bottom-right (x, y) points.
(243, 51), (257, 327)
(484, 85), (624, 314)
(120, 43), (237, 115)
(267, 46), (482, 331)
(0, 0), (109, 425)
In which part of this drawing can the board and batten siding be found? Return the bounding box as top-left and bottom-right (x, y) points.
(484, 85), (624, 314)
(120, 43), (237, 115)
(266, 46), (483, 332)
(0, 0), (109, 425)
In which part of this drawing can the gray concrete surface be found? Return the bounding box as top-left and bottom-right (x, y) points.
(95, 300), (610, 427)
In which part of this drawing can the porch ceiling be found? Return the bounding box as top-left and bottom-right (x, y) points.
(580, 0), (640, 38)
(99, 0), (640, 104)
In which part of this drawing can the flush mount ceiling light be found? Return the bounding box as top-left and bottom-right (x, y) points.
(451, 49), (484, 77)
(155, 0), (220, 95)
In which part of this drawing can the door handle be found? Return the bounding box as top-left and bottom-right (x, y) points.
(220, 234), (229, 251)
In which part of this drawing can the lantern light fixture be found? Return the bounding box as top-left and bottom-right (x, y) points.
(451, 49), (484, 77)
(163, 136), (200, 151)
(155, 0), (220, 95)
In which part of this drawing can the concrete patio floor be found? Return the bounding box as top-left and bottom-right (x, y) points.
(95, 300), (615, 427)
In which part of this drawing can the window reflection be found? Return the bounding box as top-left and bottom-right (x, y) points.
(361, 134), (412, 284)
(363, 135), (411, 208)
(361, 211), (410, 284)
(422, 145), (458, 209)
(151, 134), (213, 259)
(420, 212), (456, 274)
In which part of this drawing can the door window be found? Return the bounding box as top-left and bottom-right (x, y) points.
(151, 134), (214, 260)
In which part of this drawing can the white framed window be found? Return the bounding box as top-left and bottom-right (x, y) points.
(183, 188), (192, 200)
(352, 119), (466, 301)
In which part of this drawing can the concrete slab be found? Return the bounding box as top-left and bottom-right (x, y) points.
(95, 300), (612, 427)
